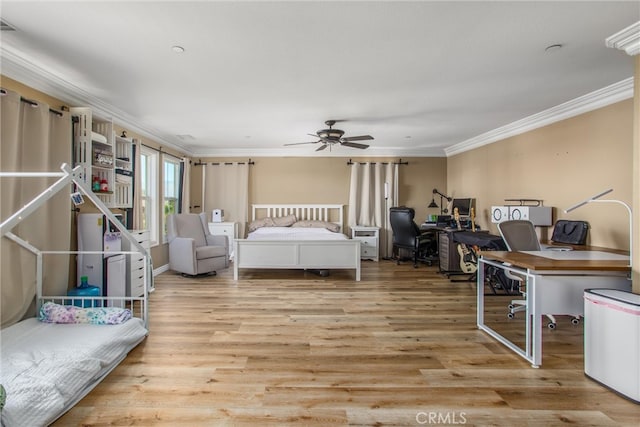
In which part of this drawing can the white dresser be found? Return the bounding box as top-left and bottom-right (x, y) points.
(208, 222), (238, 258)
(351, 226), (379, 261)
(121, 229), (150, 297)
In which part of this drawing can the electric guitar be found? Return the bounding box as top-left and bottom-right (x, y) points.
(455, 207), (478, 273)
(470, 207), (476, 232)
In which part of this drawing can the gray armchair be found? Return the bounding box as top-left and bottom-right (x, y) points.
(167, 213), (229, 276)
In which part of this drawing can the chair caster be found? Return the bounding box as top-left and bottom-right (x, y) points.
(507, 312), (515, 319)
(547, 322), (556, 330)
(508, 304), (516, 310)
(571, 317), (581, 325)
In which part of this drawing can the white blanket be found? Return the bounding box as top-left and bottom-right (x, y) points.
(247, 226), (348, 241)
(1, 317), (147, 427)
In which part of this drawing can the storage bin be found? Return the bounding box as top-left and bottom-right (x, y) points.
(584, 288), (640, 404)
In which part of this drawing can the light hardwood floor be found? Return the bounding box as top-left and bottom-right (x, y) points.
(54, 260), (639, 426)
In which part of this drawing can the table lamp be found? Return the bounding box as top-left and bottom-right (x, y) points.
(564, 188), (632, 267)
(431, 188), (452, 215)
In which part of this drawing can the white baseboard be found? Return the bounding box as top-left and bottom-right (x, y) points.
(153, 264), (170, 276)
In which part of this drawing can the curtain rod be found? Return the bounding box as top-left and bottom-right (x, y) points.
(140, 142), (183, 161)
(193, 159), (255, 166)
(0, 88), (64, 117)
(347, 158), (409, 165)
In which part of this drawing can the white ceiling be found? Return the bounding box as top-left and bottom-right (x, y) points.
(1, 1), (638, 157)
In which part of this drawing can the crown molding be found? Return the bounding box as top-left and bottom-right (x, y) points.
(444, 77), (634, 157)
(0, 44), (192, 156)
(191, 146), (447, 158)
(606, 21), (640, 56)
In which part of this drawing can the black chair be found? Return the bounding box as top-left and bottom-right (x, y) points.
(389, 206), (437, 267)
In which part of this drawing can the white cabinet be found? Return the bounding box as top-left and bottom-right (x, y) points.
(71, 107), (133, 208)
(208, 222), (237, 258)
(351, 226), (379, 261)
(121, 230), (150, 297)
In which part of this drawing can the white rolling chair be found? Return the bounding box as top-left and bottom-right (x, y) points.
(497, 220), (576, 329)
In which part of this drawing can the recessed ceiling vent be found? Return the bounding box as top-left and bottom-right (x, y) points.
(0, 19), (16, 31)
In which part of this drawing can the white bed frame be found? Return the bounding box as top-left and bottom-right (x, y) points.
(1, 163), (151, 424)
(234, 204), (361, 281)
(0, 163), (151, 322)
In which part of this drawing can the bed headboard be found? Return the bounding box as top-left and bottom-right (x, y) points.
(252, 204), (344, 230)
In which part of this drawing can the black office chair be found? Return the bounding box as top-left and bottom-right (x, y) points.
(389, 206), (437, 267)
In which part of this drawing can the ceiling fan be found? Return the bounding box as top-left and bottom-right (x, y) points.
(284, 120), (373, 151)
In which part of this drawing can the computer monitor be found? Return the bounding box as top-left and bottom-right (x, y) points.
(451, 198), (475, 217)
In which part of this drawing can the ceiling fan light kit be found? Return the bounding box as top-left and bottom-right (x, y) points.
(284, 119), (374, 152)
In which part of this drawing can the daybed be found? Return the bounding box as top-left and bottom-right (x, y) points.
(233, 204), (361, 281)
(0, 164), (150, 427)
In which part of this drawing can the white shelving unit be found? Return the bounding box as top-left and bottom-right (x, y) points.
(71, 107), (134, 209)
(114, 135), (133, 208)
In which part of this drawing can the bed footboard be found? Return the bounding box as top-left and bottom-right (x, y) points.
(234, 239), (361, 281)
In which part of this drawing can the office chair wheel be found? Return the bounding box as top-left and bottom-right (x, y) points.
(507, 312), (515, 319)
(508, 304), (516, 310)
(571, 317), (581, 325)
(547, 322), (557, 330)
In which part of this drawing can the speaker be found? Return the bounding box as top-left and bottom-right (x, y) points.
(212, 209), (224, 223)
(491, 206), (509, 223)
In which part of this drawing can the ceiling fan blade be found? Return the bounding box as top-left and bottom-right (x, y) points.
(342, 135), (374, 142)
(284, 141), (318, 146)
(341, 142), (369, 149)
(315, 144), (328, 152)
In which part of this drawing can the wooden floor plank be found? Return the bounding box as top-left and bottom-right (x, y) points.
(52, 260), (640, 426)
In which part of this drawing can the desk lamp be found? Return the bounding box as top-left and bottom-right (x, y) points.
(564, 188), (632, 267)
(431, 188), (452, 215)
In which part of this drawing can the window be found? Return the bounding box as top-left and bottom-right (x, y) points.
(140, 146), (158, 245)
(162, 157), (181, 242)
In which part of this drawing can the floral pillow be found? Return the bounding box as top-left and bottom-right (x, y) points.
(38, 302), (132, 325)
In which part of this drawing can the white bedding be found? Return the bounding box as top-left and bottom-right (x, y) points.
(1, 317), (148, 427)
(247, 226), (348, 241)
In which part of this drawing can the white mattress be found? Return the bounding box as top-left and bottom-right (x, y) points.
(1, 317), (148, 427)
(247, 226), (348, 241)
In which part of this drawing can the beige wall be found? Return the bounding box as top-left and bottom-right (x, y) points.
(448, 100), (634, 251)
(191, 156), (447, 237)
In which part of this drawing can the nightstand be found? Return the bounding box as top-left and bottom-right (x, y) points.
(351, 226), (379, 261)
(208, 222), (238, 259)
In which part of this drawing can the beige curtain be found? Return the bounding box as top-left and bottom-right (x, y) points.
(348, 162), (399, 258)
(181, 157), (191, 213)
(1, 89), (71, 327)
(203, 162), (249, 238)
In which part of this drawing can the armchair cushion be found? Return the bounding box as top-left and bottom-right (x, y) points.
(171, 214), (207, 247)
(195, 245), (227, 260)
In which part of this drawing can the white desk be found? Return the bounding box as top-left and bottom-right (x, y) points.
(477, 250), (631, 368)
